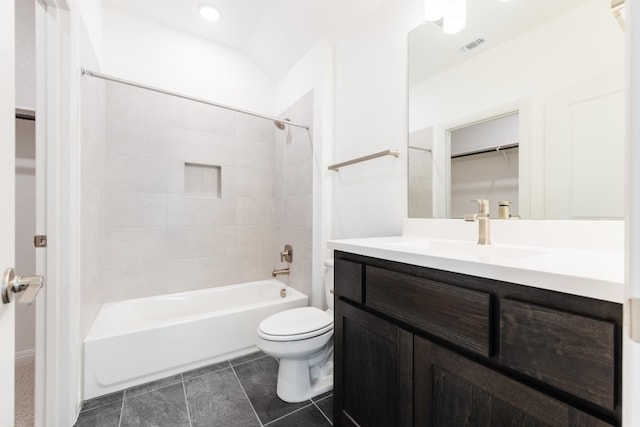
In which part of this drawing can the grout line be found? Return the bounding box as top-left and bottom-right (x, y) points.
(117, 391), (125, 427)
(262, 402), (315, 426)
(313, 400), (332, 426)
(230, 353), (269, 368)
(230, 364), (264, 427)
(181, 374), (194, 427)
(182, 362), (232, 382)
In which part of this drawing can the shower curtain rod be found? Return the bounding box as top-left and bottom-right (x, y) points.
(80, 68), (310, 130)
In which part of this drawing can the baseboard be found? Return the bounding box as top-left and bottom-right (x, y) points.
(15, 349), (35, 363)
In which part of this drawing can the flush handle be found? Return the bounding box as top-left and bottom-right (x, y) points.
(1, 268), (44, 305)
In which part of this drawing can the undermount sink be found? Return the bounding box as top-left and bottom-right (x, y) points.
(390, 239), (548, 260)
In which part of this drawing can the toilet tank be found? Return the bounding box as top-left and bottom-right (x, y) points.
(324, 259), (334, 310)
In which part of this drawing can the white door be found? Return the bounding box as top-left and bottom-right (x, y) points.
(545, 71), (626, 220)
(0, 0), (17, 425)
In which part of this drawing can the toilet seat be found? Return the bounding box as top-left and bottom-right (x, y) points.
(258, 307), (333, 342)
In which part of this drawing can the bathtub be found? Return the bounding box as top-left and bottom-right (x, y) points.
(84, 280), (308, 399)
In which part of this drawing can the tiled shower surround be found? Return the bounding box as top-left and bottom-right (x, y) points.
(74, 352), (333, 427)
(80, 79), (313, 336)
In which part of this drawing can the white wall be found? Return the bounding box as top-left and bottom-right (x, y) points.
(102, 6), (276, 114)
(332, 0), (423, 239)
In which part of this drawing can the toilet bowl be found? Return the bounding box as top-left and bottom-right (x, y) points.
(256, 259), (334, 403)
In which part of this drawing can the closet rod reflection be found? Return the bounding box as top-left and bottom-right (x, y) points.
(451, 143), (518, 159)
(80, 68), (310, 130)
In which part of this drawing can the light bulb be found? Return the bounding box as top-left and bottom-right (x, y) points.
(443, 0), (466, 34)
(424, 0), (449, 22)
(199, 5), (221, 22)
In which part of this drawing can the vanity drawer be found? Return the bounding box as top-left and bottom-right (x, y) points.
(366, 266), (492, 357)
(334, 259), (363, 304)
(499, 299), (616, 411)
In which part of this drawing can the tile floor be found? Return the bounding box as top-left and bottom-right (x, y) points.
(74, 352), (333, 427)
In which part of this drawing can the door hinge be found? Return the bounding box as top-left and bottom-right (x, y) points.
(34, 235), (47, 248)
(632, 298), (640, 343)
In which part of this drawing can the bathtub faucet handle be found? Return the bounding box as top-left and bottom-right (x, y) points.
(280, 245), (293, 263)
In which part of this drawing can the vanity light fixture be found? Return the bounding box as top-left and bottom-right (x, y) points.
(443, 0), (467, 34)
(424, 0), (449, 22)
(199, 4), (221, 22)
(425, 0), (467, 34)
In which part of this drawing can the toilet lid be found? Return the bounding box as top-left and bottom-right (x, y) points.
(258, 307), (333, 339)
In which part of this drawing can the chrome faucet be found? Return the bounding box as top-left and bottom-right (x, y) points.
(464, 199), (491, 245)
(272, 268), (290, 277)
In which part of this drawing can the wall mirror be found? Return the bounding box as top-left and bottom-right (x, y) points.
(408, 0), (625, 220)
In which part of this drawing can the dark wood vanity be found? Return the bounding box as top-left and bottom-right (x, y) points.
(333, 250), (622, 427)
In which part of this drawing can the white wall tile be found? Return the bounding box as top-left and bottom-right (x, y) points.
(167, 226), (236, 259)
(235, 226), (278, 256)
(237, 113), (276, 142)
(283, 162), (312, 196)
(105, 81), (167, 124)
(103, 262), (170, 302)
(105, 191), (167, 228)
(235, 138), (275, 168)
(104, 227), (168, 266)
(164, 256), (239, 291)
(283, 195), (313, 228)
(164, 95), (237, 136)
(106, 152), (170, 193)
(236, 197), (277, 226)
(167, 195), (236, 227)
(82, 183), (103, 233)
(106, 117), (167, 159)
(234, 167), (275, 197)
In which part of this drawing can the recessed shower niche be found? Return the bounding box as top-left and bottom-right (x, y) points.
(184, 162), (221, 198)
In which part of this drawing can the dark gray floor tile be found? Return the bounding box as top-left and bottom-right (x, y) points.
(81, 391), (124, 412)
(315, 396), (333, 424)
(125, 374), (182, 398)
(234, 356), (309, 424)
(230, 350), (267, 366)
(120, 382), (190, 427)
(266, 405), (332, 427)
(182, 360), (230, 380)
(310, 391), (332, 403)
(74, 401), (122, 427)
(185, 367), (260, 427)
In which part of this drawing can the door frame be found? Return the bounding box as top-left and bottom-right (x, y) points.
(35, 0), (83, 426)
(625, 1), (640, 426)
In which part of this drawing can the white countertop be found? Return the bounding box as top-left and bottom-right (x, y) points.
(328, 220), (625, 304)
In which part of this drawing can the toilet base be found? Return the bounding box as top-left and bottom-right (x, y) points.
(276, 344), (334, 403)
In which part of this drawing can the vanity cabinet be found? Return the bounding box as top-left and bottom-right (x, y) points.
(333, 251), (622, 427)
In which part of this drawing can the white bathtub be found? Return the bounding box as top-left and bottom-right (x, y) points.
(84, 280), (308, 399)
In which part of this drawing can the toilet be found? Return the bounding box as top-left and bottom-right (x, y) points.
(256, 259), (334, 403)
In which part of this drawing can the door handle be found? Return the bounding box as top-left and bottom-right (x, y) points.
(1, 268), (44, 305)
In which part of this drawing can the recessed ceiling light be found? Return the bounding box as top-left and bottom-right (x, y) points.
(199, 4), (221, 22)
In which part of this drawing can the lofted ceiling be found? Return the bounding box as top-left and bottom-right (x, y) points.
(103, 0), (383, 83)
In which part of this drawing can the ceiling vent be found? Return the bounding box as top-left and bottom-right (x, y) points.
(460, 38), (486, 53)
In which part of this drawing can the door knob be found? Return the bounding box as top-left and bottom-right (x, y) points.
(1, 268), (44, 305)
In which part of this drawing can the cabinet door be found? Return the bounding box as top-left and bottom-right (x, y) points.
(414, 337), (613, 427)
(334, 300), (413, 427)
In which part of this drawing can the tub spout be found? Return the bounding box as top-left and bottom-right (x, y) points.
(272, 268), (290, 277)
